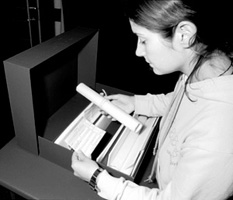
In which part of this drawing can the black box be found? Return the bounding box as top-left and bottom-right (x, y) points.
(4, 27), (159, 182)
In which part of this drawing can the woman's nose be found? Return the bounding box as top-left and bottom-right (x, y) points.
(135, 43), (145, 57)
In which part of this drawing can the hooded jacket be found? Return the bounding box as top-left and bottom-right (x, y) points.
(97, 75), (233, 200)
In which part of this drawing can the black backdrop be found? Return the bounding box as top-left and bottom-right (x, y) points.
(62, 0), (179, 95)
(0, 0), (179, 149)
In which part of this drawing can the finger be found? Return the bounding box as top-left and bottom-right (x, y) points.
(72, 151), (80, 163)
(76, 150), (87, 161)
(106, 114), (116, 121)
(105, 94), (119, 101)
(100, 110), (106, 115)
(101, 89), (107, 96)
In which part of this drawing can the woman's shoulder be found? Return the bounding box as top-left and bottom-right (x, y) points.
(186, 103), (233, 154)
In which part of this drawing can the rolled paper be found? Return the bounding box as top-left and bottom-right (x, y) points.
(76, 83), (143, 133)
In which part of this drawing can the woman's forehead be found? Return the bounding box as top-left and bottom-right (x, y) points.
(130, 21), (148, 36)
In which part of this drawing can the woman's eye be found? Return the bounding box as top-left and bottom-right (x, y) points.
(139, 38), (146, 44)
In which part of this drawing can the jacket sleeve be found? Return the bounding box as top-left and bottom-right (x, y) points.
(96, 148), (233, 200)
(95, 110), (233, 199)
(97, 113), (233, 200)
(134, 92), (174, 117)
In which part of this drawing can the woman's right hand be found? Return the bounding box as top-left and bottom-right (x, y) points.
(105, 94), (135, 114)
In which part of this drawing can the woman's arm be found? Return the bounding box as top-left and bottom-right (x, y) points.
(96, 146), (233, 200)
(134, 92), (174, 117)
(105, 92), (174, 118)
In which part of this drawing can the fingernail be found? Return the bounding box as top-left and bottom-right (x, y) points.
(102, 89), (107, 96)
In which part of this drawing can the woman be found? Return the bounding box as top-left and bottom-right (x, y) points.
(71, 0), (233, 199)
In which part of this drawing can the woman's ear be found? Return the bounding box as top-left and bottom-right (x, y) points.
(173, 21), (197, 49)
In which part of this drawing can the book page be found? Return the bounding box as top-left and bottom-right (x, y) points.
(65, 117), (106, 157)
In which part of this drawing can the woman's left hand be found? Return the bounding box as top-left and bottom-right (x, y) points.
(71, 150), (99, 182)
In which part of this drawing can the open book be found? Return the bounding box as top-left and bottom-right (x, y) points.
(55, 83), (159, 176)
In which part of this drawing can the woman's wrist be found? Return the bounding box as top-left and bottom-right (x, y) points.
(89, 167), (104, 192)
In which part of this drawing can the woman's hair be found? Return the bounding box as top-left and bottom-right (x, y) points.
(125, 0), (233, 84)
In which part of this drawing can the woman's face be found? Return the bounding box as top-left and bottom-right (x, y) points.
(130, 21), (191, 75)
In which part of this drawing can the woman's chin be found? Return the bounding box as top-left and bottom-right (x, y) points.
(152, 67), (163, 75)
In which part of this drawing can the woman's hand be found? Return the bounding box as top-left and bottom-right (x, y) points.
(71, 150), (99, 182)
(105, 94), (135, 114)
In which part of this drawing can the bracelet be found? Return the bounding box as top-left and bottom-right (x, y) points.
(89, 168), (103, 192)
